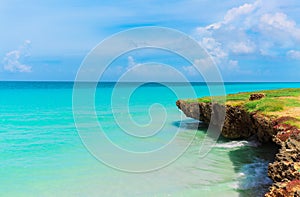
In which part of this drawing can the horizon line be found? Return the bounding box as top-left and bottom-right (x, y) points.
(0, 80), (300, 83)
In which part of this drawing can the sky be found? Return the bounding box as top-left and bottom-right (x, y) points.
(1, 0), (300, 81)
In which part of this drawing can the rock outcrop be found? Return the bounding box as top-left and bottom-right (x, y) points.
(176, 99), (300, 196)
(176, 100), (277, 142)
(250, 93), (266, 101)
(266, 121), (300, 197)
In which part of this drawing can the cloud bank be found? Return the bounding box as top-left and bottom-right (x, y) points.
(195, 0), (300, 73)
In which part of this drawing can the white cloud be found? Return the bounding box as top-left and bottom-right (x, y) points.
(230, 41), (256, 54)
(3, 40), (32, 73)
(197, 1), (259, 33)
(260, 12), (296, 30)
(127, 55), (137, 69)
(287, 50), (300, 60)
(199, 37), (227, 64)
(195, 0), (300, 73)
(223, 2), (259, 24)
(259, 12), (300, 42)
(195, 1), (259, 67)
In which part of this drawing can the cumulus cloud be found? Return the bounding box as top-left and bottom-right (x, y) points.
(201, 37), (227, 62)
(230, 41), (256, 54)
(259, 12), (300, 46)
(223, 2), (258, 24)
(202, 2), (259, 33)
(3, 40), (32, 73)
(221, 1), (259, 28)
(260, 12), (295, 30)
(195, 0), (300, 72)
(287, 50), (300, 60)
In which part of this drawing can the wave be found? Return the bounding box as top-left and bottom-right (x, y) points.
(232, 158), (272, 196)
(215, 140), (260, 149)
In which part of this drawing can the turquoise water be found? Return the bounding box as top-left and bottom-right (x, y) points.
(1, 82), (300, 196)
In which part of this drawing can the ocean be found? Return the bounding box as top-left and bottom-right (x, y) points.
(1, 82), (299, 197)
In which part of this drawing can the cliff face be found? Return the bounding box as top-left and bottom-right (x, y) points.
(176, 98), (300, 197)
(176, 100), (277, 142)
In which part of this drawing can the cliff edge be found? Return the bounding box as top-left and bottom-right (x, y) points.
(176, 88), (300, 196)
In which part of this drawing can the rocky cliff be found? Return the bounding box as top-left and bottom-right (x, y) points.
(176, 91), (300, 196)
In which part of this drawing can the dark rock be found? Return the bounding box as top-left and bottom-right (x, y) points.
(249, 93), (265, 101)
(176, 100), (275, 141)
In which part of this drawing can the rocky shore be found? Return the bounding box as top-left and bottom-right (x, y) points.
(176, 91), (300, 196)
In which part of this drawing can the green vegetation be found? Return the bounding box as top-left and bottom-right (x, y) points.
(183, 88), (300, 130)
(285, 98), (300, 107)
(263, 88), (300, 97)
(187, 88), (300, 114)
(226, 92), (252, 101)
(284, 118), (300, 128)
(244, 98), (284, 112)
(241, 88), (300, 113)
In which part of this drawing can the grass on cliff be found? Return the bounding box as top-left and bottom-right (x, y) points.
(185, 88), (300, 130)
(284, 118), (300, 128)
(188, 88), (300, 113)
(241, 89), (300, 114)
(244, 98), (284, 112)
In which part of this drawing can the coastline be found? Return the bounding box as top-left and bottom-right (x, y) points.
(176, 88), (300, 196)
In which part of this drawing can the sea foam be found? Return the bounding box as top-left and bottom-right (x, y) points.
(215, 140), (260, 149)
(231, 158), (272, 196)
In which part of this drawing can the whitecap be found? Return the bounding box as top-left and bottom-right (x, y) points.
(215, 140), (260, 149)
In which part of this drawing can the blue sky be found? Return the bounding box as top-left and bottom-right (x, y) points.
(1, 0), (300, 81)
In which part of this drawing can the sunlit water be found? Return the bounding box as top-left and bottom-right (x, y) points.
(1, 82), (299, 196)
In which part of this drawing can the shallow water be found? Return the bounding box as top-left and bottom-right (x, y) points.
(0, 82), (299, 196)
